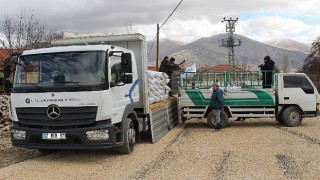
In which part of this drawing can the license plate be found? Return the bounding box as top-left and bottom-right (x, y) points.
(42, 133), (66, 140)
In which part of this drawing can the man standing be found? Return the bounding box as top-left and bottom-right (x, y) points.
(209, 83), (224, 131)
(159, 56), (175, 88)
(169, 57), (186, 70)
(259, 56), (275, 88)
(159, 56), (174, 76)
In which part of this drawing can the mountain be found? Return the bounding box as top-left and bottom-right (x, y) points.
(147, 34), (308, 70)
(147, 38), (185, 61)
(265, 38), (310, 53)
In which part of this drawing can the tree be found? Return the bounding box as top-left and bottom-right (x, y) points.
(282, 52), (289, 73)
(298, 37), (320, 91)
(0, 10), (63, 55)
(0, 10), (63, 92)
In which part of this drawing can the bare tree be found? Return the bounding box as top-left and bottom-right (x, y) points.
(299, 37), (320, 91)
(282, 52), (289, 73)
(0, 10), (63, 53)
(1, 15), (15, 52)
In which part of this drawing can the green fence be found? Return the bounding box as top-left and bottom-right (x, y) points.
(178, 70), (275, 89)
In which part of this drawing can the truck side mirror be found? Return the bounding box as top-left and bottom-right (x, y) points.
(121, 53), (132, 73)
(122, 74), (133, 84)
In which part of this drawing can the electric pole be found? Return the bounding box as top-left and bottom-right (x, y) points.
(156, 23), (160, 71)
(220, 17), (241, 70)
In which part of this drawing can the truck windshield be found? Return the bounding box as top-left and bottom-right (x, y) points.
(13, 51), (107, 92)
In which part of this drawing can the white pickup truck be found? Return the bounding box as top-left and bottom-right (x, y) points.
(179, 71), (320, 127)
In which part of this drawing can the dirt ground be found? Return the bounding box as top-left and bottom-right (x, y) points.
(0, 131), (42, 168)
(0, 117), (319, 179)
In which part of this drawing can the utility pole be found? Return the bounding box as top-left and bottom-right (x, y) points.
(220, 17), (241, 70)
(156, 24), (160, 71)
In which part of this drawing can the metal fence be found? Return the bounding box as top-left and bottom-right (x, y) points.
(178, 70), (275, 89)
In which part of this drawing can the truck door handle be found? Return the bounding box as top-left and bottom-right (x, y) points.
(125, 94), (129, 97)
(284, 97), (289, 100)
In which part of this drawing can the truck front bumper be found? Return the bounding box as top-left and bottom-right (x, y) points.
(11, 120), (120, 150)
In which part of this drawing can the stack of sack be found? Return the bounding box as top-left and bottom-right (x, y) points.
(147, 71), (171, 104)
(0, 95), (11, 135)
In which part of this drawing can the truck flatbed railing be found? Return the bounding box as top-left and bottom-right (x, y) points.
(178, 70), (275, 89)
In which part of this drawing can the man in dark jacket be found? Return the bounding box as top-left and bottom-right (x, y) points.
(159, 56), (176, 88)
(209, 83), (224, 131)
(259, 56), (275, 88)
(159, 56), (174, 76)
(169, 57), (186, 70)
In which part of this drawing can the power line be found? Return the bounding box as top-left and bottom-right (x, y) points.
(159, 0), (184, 29)
(148, 0), (184, 56)
(148, 35), (157, 56)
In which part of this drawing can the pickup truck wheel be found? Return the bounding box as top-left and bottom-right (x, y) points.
(282, 106), (302, 127)
(207, 110), (229, 128)
(276, 118), (283, 124)
(181, 116), (188, 123)
(118, 118), (136, 154)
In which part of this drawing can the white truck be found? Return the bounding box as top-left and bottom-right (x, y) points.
(179, 71), (320, 127)
(7, 34), (179, 154)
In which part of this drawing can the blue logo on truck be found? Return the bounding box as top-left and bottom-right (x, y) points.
(25, 98), (30, 104)
(129, 80), (139, 103)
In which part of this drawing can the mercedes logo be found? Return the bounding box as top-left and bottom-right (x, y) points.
(47, 104), (61, 119)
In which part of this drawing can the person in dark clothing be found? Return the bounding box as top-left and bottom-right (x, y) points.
(159, 56), (176, 88)
(209, 83), (224, 131)
(169, 57), (186, 71)
(159, 56), (175, 76)
(259, 56), (275, 88)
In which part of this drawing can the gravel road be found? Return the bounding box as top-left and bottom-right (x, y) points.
(0, 117), (319, 180)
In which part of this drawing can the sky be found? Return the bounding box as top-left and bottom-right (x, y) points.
(0, 0), (320, 45)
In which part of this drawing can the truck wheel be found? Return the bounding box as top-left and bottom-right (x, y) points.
(276, 117), (283, 124)
(38, 149), (55, 154)
(181, 116), (188, 123)
(282, 106), (302, 127)
(207, 110), (229, 128)
(118, 118), (136, 154)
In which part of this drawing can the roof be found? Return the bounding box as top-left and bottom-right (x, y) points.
(0, 49), (11, 61)
(0, 49), (23, 70)
(198, 64), (245, 72)
(148, 66), (157, 71)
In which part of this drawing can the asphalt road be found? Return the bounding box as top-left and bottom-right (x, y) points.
(0, 117), (319, 180)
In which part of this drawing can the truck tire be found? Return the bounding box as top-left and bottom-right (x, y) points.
(118, 118), (136, 154)
(282, 106), (302, 127)
(276, 117), (283, 124)
(38, 149), (54, 154)
(207, 110), (228, 128)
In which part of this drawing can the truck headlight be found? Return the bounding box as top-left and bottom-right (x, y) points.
(11, 129), (26, 140)
(86, 129), (109, 140)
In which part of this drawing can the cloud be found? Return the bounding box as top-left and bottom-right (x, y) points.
(0, 0), (319, 44)
(238, 16), (314, 43)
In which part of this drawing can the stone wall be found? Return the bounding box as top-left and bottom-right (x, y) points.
(0, 95), (11, 135)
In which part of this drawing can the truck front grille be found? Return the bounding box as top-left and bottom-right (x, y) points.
(16, 106), (98, 127)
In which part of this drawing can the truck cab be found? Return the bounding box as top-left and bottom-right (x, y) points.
(9, 44), (139, 153)
(8, 34), (179, 154)
(275, 73), (319, 126)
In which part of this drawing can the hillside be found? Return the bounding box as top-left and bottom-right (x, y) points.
(265, 38), (310, 53)
(147, 34), (309, 70)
